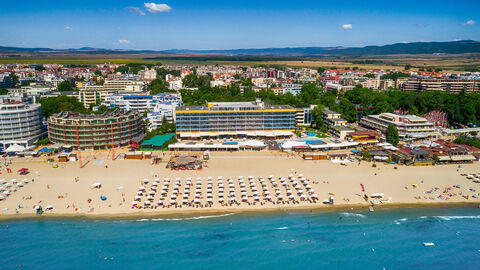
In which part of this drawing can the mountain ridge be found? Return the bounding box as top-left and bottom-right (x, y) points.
(1, 40), (479, 56)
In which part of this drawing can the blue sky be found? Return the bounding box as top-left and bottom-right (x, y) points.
(0, 0), (478, 50)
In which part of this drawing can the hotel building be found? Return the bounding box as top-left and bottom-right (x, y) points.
(360, 113), (437, 138)
(400, 79), (480, 93)
(0, 100), (45, 149)
(175, 99), (297, 134)
(47, 110), (144, 150)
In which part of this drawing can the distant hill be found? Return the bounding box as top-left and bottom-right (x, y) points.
(162, 40), (480, 56)
(1, 40), (479, 56)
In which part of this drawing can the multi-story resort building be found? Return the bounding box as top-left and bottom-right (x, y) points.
(78, 89), (116, 108)
(175, 99), (297, 139)
(0, 99), (45, 149)
(47, 110), (144, 150)
(360, 113), (437, 139)
(101, 93), (182, 113)
(83, 80), (145, 92)
(400, 79), (480, 93)
(322, 107), (354, 139)
(101, 93), (183, 130)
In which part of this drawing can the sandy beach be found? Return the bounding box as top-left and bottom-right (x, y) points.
(1, 151), (480, 220)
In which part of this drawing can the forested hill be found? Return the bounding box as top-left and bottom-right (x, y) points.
(1, 40), (479, 56)
(163, 40), (480, 56)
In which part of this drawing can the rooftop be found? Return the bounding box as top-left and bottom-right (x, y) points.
(52, 109), (139, 119)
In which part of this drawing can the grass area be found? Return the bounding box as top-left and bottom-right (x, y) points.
(0, 54), (478, 72)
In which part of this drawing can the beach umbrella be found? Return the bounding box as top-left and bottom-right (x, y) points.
(218, 176), (222, 180)
(0, 196), (4, 201)
(18, 168), (29, 173)
(157, 200), (164, 205)
(132, 201), (138, 205)
(241, 191), (247, 196)
(151, 186), (157, 191)
(218, 198), (224, 202)
(207, 176), (212, 180)
(289, 195), (295, 200)
(144, 201), (151, 205)
(165, 178), (170, 181)
(16, 183), (24, 187)
(45, 205), (53, 211)
(182, 199), (188, 204)
(149, 191), (155, 195)
(11, 179), (17, 183)
(137, 191), (143, 195)
(135, 196), (141, 200)
(278, 195), (283, 200)
(100, 196), (107, 201)
(147, 195), (154, 200)
(194, 198), (200, 204)
(207, 198), (213, 202)
(142, 179), (149, 184)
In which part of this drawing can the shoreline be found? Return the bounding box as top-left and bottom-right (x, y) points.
(1, 201), (479, 222)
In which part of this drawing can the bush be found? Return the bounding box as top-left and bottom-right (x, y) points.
(35, 138), (50, 146)
(372, 164), (377, 168)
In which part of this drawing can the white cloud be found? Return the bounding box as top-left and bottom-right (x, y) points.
(127, 7), (146, 16)
(118, 39), (130, 44)
(341, 24), (353, 30)
(464, 20), (476, 25)
(64, 26), (72, 30)
(144, 2), (172, 13)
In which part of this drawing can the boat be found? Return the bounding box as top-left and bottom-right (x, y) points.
(369, 206), (374, 212)
(423, 242), (435, 247)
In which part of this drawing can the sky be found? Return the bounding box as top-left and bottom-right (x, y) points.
(0, 0), (479, 50)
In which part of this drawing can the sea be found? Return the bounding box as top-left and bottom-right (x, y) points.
(1, 207), (480, 270)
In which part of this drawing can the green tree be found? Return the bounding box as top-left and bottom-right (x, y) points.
(35, 137), (50, 146)
(57, 81), (76, 92)
(148, 78), (172, 94)
(310, 105), (326, 131)
(94, 70), (102, 76)
(37, 95), (86, 117)
(362, 151), (372, 161)
(10, 72), (19, 87)
(386, 124), (399, 146)
(0, 88), (8, 95)
(34, 65), (45, 71)
(364, 73), (375, 78)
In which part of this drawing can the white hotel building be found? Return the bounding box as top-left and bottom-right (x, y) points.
(0, 101), (45, 149)
(101, 93), (183, 130)
(360, 113), (438, 139)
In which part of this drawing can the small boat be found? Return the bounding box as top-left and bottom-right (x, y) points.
(423, 242), (435, 247)
(369, 206), (374, 212)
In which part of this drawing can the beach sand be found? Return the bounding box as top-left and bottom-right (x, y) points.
(1, 151), (479, 220)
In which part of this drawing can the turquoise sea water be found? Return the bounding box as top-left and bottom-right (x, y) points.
(1, 207), (480, 269)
